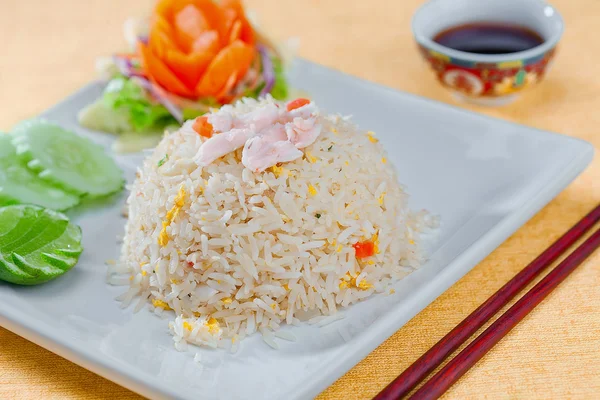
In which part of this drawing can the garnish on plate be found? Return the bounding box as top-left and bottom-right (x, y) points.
(352, 240), (376, 258)
(0, 135), (80, 210)
(157, 154), (169, 167)
(0, 205), (83, 285)
(11, 120), (124, 198)
(78, 0), (293, 152)
(0, 120), (125, 285)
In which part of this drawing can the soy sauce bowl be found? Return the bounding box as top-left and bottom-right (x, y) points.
(412, 0), (564, 106)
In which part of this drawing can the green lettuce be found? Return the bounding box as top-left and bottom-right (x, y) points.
(270, 56), (289, 100)
(103, 77), (176, 132)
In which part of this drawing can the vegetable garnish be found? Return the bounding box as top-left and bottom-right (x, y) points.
(11, 120), (124, 198)
(158, 154), (169, 167)
(270, 56), (289, 100)
(79, 0), (291, 149)
(192, 115), (214, 138)
(353, 240), (375, 258)
(286, 98), (310, 112)
(145, 0), (255, 99)
(103, 77), (177, 132)
(0, 205), (83, 285)
(257, 45), (275, 96)
(0, 136), (80, 211)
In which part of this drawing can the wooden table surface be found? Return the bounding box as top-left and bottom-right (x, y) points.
(1, 0), (599, 399)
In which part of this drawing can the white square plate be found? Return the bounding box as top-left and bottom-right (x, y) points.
(0, 60), (593, 400)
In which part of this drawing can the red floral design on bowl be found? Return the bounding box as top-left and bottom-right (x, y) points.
(412, 0), (564, 106)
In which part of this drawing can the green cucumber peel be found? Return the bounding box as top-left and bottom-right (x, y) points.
(0, 205), (83, 285)
(0, 135), (80, 210)
(11, 120), (124, 198)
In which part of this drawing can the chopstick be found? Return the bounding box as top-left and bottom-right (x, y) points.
(374, 203), (600, 400)
(410, 227), (600, 399)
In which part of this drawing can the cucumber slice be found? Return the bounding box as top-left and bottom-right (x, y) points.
(0, 205), (83, 285)
(0, 206), (62, 254)
(0, 135), (80, 210)
(11, 120), (124, 197)
(0, 205), (26, 238)
(0, 205), (38, 250)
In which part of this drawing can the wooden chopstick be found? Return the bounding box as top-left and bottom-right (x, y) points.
(410, 227), (600, 399)
(373, 203), (600, 400)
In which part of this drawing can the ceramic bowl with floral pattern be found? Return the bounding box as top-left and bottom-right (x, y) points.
(412, 0), (564, 106)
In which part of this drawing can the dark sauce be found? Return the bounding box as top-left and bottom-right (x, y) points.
(433, 23), (545, 55)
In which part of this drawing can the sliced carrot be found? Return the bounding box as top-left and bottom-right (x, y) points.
(221, 0), (255, 45)
(145, 0), (256, 98)
(238, 16), (255, 45)
(156, 0), (197, 21)
(156, 1), (220, 23)
(228, 19), (242, 44)
(138, 42), (195, 98)
(215, 72), (238, 101)
(153, 13), (174, 34)
(149, 29), (178, 59)
(353, 241), (375, 258)
(286, 98), (311, 111)
(192, 115), (214, 138)
(163, 49), (214, 90)
(155, 0), (230, 48)
(148, 15), (181, 58)
(221, 0), (243, 13)
(193, 0), (226, 32)
(195, 40), (255, 97)
(176, 4), (208, 35)
(191, 30), (221, 54)
(220, 8), (237, 46)
(174, 4), (209, 52)
(154, 0), (175, 20)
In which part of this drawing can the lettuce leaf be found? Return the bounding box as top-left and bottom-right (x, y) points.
(103, 77), (176, 132)
(270, 56), (289, 100)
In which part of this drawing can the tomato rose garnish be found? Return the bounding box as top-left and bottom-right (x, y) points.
(139, 0), (256, 100)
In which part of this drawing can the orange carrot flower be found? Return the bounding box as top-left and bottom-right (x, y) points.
(139, 0), (256, 100)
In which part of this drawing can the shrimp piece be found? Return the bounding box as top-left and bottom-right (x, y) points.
(242, 138), (302, 173)
(242, 124), (301, 172)
(285, 117), (322, 149)
(208, 112), (234, 133)
(194, 98), (323, 170)
(208, 103), (279, 133)
(195, 128), (254, 166)
(239, 103), (281, 131)
(288, 102), (318, 119)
